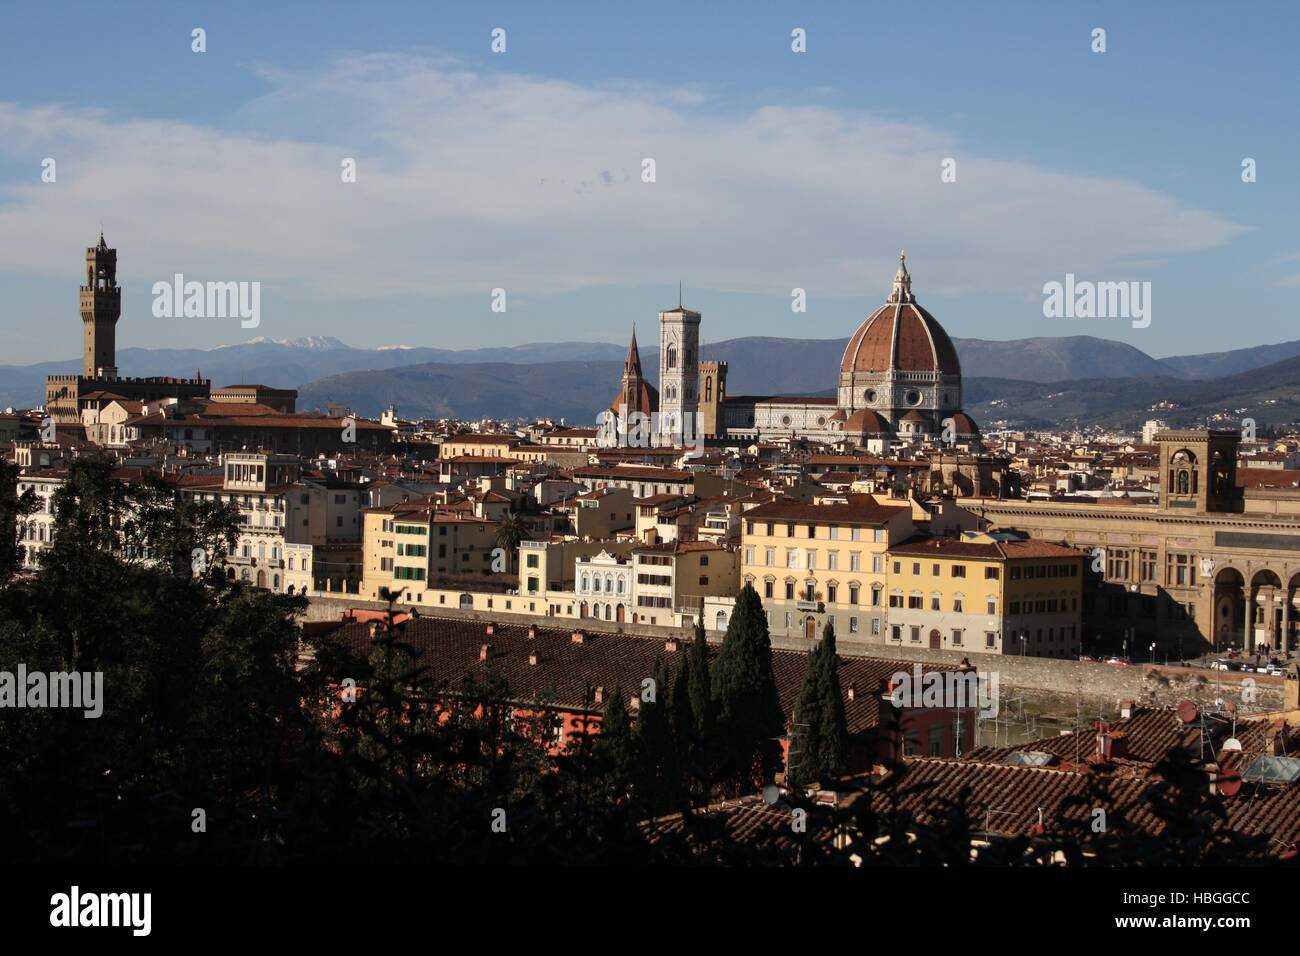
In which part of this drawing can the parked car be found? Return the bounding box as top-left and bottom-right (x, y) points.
(1262, 663), (1284, 676)
(1078, 655), (1097, 663)
(1103, 656), (1131, 667)
(1210, 659), (1241, 671)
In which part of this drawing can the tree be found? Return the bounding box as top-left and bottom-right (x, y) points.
(0, 460), (37, 580)
(790, 620), (848, 788)
(493, 512), (526, 573)
(687, 619), (713, 741)
(710, 584), (785, 793)
(788, 642), (824, 790)
(634, 657), (681, 811)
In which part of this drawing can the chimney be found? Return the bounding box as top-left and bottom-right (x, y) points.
(594, 686), (604, 705)
(1287, 670), (1300, 711)
(367, 621), (379, 639)
(479, 643), (491, 662)
(665, 638), (680, 652)
(847, 683), (857, 701)
(571, 630), (586, 644)
(527, 624), (537, 639)
(485, 623), (495, 636)
(528, 651), (538, 666)
(1120, 699), (1135, 719)
(1094, 722), (1111, 761)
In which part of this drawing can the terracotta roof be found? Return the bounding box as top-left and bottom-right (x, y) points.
(743, 497), (906, 526)
(888, 535), (1083, 561)
(322, 615), (955, 736)
(840, 301), (961, 376)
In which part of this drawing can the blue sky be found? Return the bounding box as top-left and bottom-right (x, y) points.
(1, 0), (1296, 365)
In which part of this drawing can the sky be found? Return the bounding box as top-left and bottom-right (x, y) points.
(1, 0), (1296, 365)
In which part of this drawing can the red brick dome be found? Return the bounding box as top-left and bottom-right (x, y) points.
(840, 255), (961, 376)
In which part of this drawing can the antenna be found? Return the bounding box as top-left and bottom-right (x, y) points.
(678, 280), (683, 309)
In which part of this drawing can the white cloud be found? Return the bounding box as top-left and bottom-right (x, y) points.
(0, 53), (1247, 305)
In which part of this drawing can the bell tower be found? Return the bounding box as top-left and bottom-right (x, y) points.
(658, 291), (701, 444)
(80, 231), (120, 378)
(1155, 429), (1241, 513)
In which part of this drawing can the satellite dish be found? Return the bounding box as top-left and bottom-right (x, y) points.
(1223, 737), (1243, 751)
(761, 784), (780, 806)
(1177, 700), (1199, 724)
(1217, 770), (1242, 798)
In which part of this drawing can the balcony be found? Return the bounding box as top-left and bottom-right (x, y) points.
(795, 600), (824, 612)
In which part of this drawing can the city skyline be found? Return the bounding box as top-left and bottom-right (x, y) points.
(2, 1), (1297, 364)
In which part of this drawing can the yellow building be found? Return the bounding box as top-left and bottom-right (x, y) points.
(361, 502), (500, 600)
(740, 497), (915, 641)
(884, 532), (1083, 657)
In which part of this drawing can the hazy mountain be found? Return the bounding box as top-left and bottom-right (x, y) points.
(952, 335), (1176, 381)
(6, 332), (1300, 427)
(296, 361), (624, 423)
(1159, 339), (1300, 380)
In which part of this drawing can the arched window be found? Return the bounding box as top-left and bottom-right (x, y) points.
(704, 377), (712, 402)
(666, 346), (677, 369)
(580, 574), (589, 592)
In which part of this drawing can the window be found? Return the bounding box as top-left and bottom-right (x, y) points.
(932, 564), (940, 576)
(785, 582), (795, 600)
(910, 626), (920, 643)
(908, 593), (923, 610)
(912, 562), (921, 575)
(1106, 549), (1131, 581)
(764, 580), (774, 599)
(849, 583), (860, 605)
(985, 567), (1000, 580)
(827, 551), (838, 571)
(952, 629), (963, 646)
(985, 631), (996, 648)
(872, 554), (883, 573)
(929, 593), (940, 611)
(1139, 550), (1156, 583)
(986, 597), (996, 615)
(871, 585), (882, 607)
(951, 565), (966, 578)
(953, 596), (963, 613)
(827, 583), (838, 603)
(850, 552), (861, 572)
(891, 625), (902, 642)
(849, 617), (859, 633)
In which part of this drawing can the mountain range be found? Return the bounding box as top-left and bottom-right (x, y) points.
(6, 333), (1300, 431)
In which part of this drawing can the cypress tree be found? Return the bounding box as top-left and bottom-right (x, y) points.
(634, 657), (678, 810)
(596, 688), (636, 785)
(688, 619), (713, 741)
(710, 583), (785, 792)
(814, 620), (848, 779)
(788, 641), (824, 790)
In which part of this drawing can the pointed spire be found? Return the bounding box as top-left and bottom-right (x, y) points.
(678, 280), (683, 309)
(624, 324), (643, 376)
(97, 227), (107, 251)
(889, 250), (913, 303)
